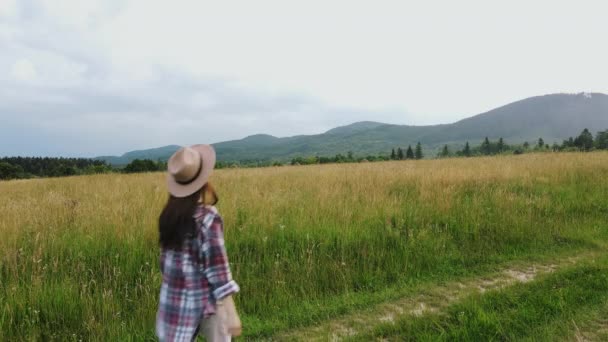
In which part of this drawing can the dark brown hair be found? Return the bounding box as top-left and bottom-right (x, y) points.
(158, 183), (219, 249)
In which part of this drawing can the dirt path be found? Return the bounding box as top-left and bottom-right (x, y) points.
(270, 251), (597, 341)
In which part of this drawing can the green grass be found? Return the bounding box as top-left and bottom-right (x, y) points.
(564, 299), (608, 341)
(1, 153), (608, 340)
(352, 258), (608, 341)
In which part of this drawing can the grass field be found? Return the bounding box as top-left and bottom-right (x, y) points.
(1, 152), (608, 340)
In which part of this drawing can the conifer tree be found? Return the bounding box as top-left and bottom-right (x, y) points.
(497, 137), (505, 153)
(415, 142), (423, 159)
(481, 137), (491, 155)
(391, 148), (396, 160)
(463, 142), (471, 157)
(574, 128), (594, 151)
(406, 145), (414, 159)
(397, 148), (404, 160)
(441, 144), (449, 157)
(537, 137), (544, 149)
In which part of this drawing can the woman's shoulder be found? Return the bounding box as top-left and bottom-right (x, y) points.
(193, 204), (220, 220)
(193, 205), (223, 238)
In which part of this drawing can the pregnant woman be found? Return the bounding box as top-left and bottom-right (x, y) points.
(156, 145), (241, 341)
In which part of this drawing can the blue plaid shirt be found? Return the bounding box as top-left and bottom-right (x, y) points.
(156, 205), (239, 341)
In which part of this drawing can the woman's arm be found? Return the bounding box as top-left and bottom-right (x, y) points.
(201, 211), (240, 300)
(201, 211), (242, 336)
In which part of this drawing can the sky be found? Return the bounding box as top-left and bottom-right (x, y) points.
(1, 0), (607, 157)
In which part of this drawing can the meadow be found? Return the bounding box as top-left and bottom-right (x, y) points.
(1, 152), (608, 340)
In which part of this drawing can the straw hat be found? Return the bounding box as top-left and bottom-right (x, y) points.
(166, 144), (216, 198)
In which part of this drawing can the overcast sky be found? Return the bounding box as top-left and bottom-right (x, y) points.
(1, 0), (607, 157)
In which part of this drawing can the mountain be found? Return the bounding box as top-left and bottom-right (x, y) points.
(95, 145), (181, 165)
(96, 93), (608, 164)
(324, 121), (387, 135)
(435, 92), (608, 144)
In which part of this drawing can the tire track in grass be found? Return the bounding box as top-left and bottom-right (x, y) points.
(570, 300), (608, 342)
(353, 260), (608, 341)
(271, 251), (598, 341)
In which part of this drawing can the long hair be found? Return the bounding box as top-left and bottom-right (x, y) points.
(158, 183), (219, 249)
(201, 183), (219, 206)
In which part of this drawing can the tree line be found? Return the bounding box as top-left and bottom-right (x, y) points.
(0, 157), (171, 180)
(290, 151), (388, 166)
(289, 143), (425, 166)
(2, 128), (607, 180)
(0, 157), (113, 180)
(558, 128), (607, 151)
(438, 128), (608, 158)
(390, 142), (424, 160)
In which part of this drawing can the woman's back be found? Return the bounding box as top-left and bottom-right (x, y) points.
(157, 205), (239, 341)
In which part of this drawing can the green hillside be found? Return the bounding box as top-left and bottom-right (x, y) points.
(95, 145), (181, 165)
(96, 93), (608, 164)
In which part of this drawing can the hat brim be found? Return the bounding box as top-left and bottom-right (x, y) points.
(166, 144), (216, 198)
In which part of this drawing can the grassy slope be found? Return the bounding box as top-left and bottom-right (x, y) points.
(1, 152), (607, 340)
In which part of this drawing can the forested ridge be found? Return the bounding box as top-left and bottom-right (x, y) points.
(2, 128), (607, 180)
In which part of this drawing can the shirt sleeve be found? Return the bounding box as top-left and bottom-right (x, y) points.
(201, 211), (240, 300)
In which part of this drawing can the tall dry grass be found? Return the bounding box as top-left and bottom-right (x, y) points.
(1, 152), (607, 339)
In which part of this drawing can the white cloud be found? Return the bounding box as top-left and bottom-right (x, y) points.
(1, 0), (607, 156)
(0, 0), (17, 18)
(89, 0), (608, 116)
(11, 59), (38, 82)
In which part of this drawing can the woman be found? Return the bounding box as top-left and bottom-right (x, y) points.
(156, 145), (241, 341)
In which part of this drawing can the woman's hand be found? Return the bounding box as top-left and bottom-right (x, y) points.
(219, 295), (242, 337)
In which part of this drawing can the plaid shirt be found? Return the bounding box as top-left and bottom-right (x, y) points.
(156, 205), (240, 341)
